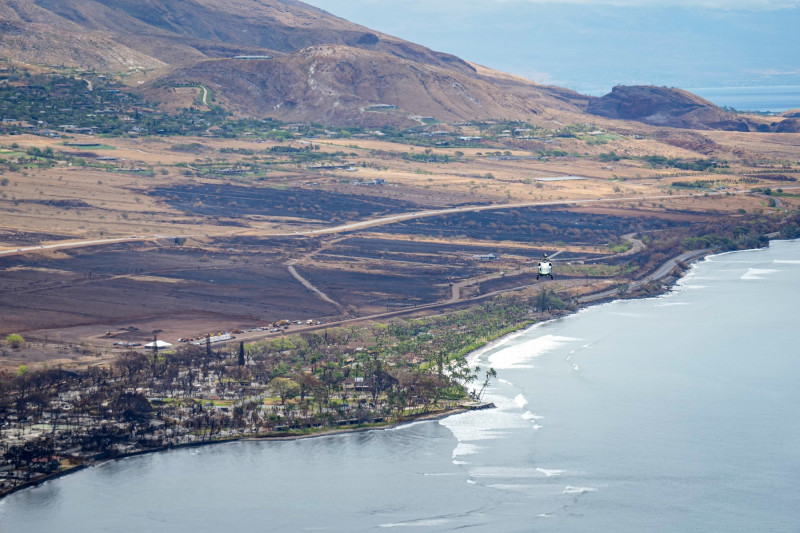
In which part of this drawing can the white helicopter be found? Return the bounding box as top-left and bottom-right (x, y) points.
(536, 253), (553, 280)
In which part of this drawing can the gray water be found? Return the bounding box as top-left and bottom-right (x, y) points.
(689, 86), (800, 113)
(2, 241), (800, 532)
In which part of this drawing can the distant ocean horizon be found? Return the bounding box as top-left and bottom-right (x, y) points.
(567, 84), (799, 114)
(688, 85), (800, 113)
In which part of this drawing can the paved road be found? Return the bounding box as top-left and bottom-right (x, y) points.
(0, 190), (726, 257)
(0, 236), (142, 256)
(577, 249), (709, 304)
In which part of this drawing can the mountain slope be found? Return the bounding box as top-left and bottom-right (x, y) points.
(146, 44), (586, 126)
(3, 0), (790, 131)
(1, 0), (590, 126)
(587, 85), (755, 131)
(0, 0), (475, 75)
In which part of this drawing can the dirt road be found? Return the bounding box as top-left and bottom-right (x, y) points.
(0, 191), (721, 257)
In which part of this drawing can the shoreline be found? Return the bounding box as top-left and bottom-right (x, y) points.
(0, 405), (473, 500)
(0, 244), (721, 502)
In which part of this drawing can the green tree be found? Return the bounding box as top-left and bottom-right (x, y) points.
(5, 333), (24, 349)
(474, 367), (497, 401)
(269, 377), (300, 405)
(535, 288), (566, 312)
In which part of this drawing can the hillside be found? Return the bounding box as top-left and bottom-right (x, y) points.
(0, 0), (474, 74)
(0, 0), (593, 126)
(586, 85), (797, 133)
(146, 45), (589, 127)
(0, 1), (795, 130)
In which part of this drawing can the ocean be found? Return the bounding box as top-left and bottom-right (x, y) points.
(688, 86), (800, 113)
(2, 240), (799, 531)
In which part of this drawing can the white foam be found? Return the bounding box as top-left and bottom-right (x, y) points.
(498, 378), (513, 385)
(439, 395), (528, 447)
(654, 302), (689, 307)
(379, 518), (453, 528)
(469, 466), (563, 479)
(522, 411), (544, 421)
(488, 334), (579, 369)
(741, 268), (780, 280)
(572, 364), (580, 371)
(488, 483), (536, 491)
(775, 259), (800, 264)
(466, 326), (533, 366)
(536, 468), (565, 477)
(452, 442), (480, 458)
(385, 419), (435, 432)
(514, 394), (528, 408)
(563, 486), (597, 494)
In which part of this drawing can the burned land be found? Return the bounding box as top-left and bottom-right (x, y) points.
(0, 241), (336, 336)
(0, 202), (761, 348)
(149, 183), (423, 222)
(1, 112), (799, 366)
(374, 207), (694, 244)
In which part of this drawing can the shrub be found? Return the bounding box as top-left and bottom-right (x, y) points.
(5, 333), (24, 349)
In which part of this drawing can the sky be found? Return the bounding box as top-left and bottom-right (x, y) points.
(303, 0), (800, 94)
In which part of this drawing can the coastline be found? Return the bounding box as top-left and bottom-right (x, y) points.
(0, 405), (473, 500)
(0, 245), (717, 502)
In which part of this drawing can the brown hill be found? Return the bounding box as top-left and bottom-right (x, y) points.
(583, 85), (800, 133)
(0, 0), (474, 75)
(4, 1), (791, 131)
(586, 85), (757, 131)
(0, 0), (590, 126)
(147, 44), (586, 126)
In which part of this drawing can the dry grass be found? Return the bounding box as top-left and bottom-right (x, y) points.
(0, 125), (797, 367)
(2, 128), (797, 246)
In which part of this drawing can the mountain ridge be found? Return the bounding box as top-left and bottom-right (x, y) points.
(1, 0), (794, 131)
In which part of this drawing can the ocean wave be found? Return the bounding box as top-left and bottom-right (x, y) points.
(379, 518), (453, 528)
(469, 466), (564, 479)
(741, 268), (780, 280)
(439, 399), (528, 446)
(536, 468), (565, 477)
(465, 325), (535, 366)
(452, 442), (480, 458)
(488, 334), (579, 369)
(563, 486), (597, 494)
(487, 483), (537, 491)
